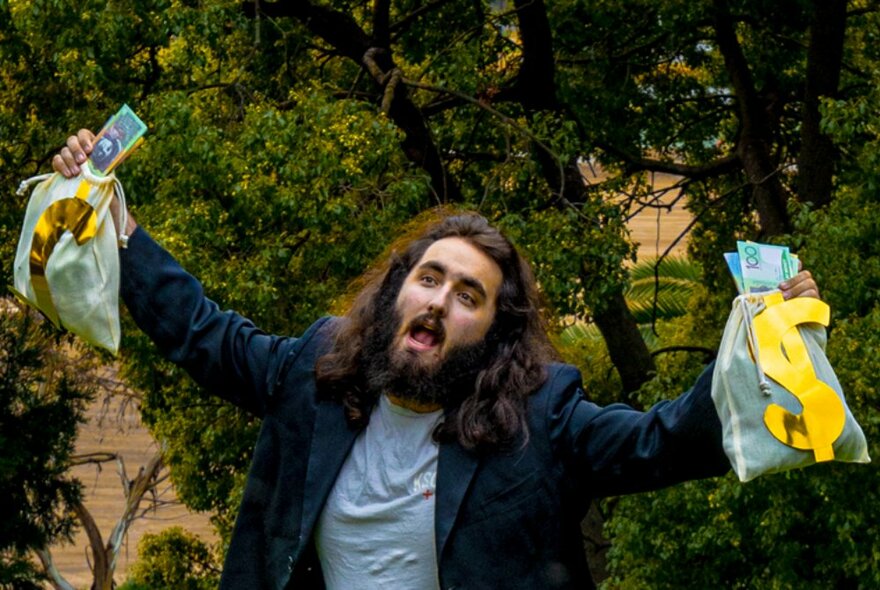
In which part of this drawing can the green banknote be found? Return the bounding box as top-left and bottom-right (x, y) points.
(88, 104), (147, 176)
(735, 240), (794, 294)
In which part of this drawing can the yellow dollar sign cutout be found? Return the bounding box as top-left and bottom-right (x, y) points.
(752, 292), (844, 462)
(28, 180), (97, 327)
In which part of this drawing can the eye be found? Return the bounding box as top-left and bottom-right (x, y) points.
(419, 274), (438, 286)
(458, 291), (476, 307)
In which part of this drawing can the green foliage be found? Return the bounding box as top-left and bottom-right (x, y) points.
(557, 257), (714, 408)
(600, 37), (880, 580)
(621, 256), (702, 325)
(124, 527), (220, 590)
(0, 309), (93, 587)
(558, 255), (701, 349)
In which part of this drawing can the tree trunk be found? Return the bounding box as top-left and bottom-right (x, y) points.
(797, 0), (847, 208)
(713, 0), (792, 236)
(589, 288), (656, 398)
(511, 0), (656, 393)
(72, 502), (113, 590)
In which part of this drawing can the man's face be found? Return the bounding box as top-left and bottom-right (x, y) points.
(392, 237), (503, 371)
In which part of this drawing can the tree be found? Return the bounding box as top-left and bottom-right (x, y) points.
(0, 308), (92, 589)
(122, 526), (220, 590)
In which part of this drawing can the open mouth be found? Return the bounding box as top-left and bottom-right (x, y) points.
(405, 317), (445, 352)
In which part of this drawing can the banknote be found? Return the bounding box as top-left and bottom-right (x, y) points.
(788, 253), (800, 279)
(735, 240), (793, 294)
(87, 104), (147, 176)
(724, 252), (745, 294)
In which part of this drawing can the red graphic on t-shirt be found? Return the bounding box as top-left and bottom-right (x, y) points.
(413, 471), (437, 501)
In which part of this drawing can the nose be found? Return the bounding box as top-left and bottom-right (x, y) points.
(427, 289), (448, 318)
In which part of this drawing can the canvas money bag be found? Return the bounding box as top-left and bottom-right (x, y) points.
(711, 292), (869, 482)
(11, 167), (129, 354)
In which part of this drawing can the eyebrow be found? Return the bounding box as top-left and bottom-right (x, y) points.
(419, 260), (488, 300)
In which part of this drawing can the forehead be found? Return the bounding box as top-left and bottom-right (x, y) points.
(415, 237), (503, 299)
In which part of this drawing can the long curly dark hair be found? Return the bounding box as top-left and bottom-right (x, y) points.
(315, 213), (557, 450)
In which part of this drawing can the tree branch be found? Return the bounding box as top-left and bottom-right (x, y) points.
(72, 501), (111, 590)
(107, 452), (164, 573)
(70, 452), (118, 466)
(512, 0), (558, 110)
(246, 0), (462, 201)
(797, 0), (847, 208)
(651, 345), (717, 360)
(599, 143), (741, 180)
(35, 548), (76, 590)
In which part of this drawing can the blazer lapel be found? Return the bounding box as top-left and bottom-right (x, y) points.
(300, 401), (361, 542)
(435, 440), (480, 561)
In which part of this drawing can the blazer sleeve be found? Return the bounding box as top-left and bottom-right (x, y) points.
(546, 363), (730, 498)
(119, 226), (323, 417)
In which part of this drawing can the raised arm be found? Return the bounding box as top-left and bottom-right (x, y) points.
(53, 131), (312, 416)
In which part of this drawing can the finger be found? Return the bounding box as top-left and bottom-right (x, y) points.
(56, 147), (81, 177)
(780, 270), (820, 300)
(67, 134), (89, 166)
(52, 154), (73, 177)
(76, 129), (96, 154)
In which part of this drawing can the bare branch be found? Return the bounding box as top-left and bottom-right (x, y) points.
(35, 548), (76, 590)
(71, 501), (110, 589)
(598, 142), (741, 180)
(107, 452), (164, 571)
(69, 452), (118, 466)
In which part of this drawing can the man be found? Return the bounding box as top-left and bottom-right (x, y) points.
(56, 130), (818, 589)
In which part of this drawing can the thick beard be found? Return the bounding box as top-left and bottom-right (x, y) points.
(361, 309), (490, 408)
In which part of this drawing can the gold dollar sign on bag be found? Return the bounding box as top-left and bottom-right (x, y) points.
(752, 292), (844, 462)
(29, 180), (97, 327)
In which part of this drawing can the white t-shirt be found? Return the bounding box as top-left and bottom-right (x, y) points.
(315, 395), (443, 589)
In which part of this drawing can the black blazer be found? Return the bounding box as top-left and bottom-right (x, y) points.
(120, 227), (729, 590)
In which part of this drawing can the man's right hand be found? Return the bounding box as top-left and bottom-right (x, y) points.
(53, 129), (96, 178)
(53, 128), (138, 237)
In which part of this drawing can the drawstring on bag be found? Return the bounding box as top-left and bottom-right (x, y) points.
(17, 173), (53, 196)
(13, 166), (126, 353)
(17, 167), (129, 248)
(738, 294), (773, 395)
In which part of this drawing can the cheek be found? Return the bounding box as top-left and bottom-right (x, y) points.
(395, 285), (427, 318)
(446, 311), (493, 346)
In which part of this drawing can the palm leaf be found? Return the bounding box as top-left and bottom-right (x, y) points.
(560, 255), (702, 350)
